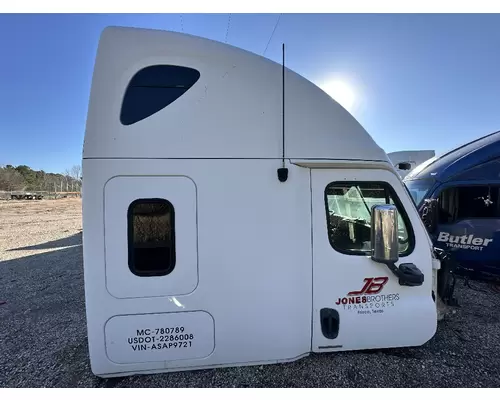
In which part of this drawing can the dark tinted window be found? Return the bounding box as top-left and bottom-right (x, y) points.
(128, 198), (175, 277)
(325, 182), (414, 256)
(438, 185), (500, 224)
(120, 65), (200, 126)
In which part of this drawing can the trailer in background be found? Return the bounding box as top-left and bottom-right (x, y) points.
(9, 192), (44, 200)
(388, 150), (436, 179)
(0, 191), (81, 201)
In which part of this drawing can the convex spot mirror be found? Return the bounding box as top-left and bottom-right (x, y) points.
(371, 204), (399, 264)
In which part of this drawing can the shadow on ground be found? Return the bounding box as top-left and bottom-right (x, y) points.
(0, 241), (93, 387)
(7, 232), (82, 251)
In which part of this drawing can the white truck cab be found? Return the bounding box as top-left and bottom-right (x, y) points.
(82, 26), (439, 378)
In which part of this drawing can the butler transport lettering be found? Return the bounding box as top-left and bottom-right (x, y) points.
(437, 232), (493, 251)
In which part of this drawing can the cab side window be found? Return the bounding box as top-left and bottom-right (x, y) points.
(438, 185), (500, 224)
(120, 65), (201, 126)
(128, 198), (176, 277)
(325, 182), (413, 256)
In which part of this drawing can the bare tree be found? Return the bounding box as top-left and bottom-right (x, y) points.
(42, 174), (49, 191)
(59, 165), (83, 193)
(63, 169), (72, 191)
(71, 164), (82, 181)
(70, 164), (82, 192)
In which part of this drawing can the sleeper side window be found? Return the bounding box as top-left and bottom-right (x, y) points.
(120, 65), (201, 126)
(438, 185), (500, 224)
(325, 182), (414, 256)
(128, 198), (175, 277)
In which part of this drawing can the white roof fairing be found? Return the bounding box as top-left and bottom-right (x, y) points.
(83, 26), (390, 163)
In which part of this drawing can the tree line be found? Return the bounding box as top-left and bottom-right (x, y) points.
(0, 164), (82, 192)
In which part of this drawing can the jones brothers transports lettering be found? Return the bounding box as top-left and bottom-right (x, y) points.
(437, 232), (493, 251)
(335, 277), (400, 313)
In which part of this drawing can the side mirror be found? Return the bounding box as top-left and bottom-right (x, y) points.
(371, 204), (425, 287)
(371, 204), (399, 264)
(419, 198), (439, 234)
(396, 162), (412, 171)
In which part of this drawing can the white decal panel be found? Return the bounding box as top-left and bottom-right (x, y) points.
(105, 311), (215, 364)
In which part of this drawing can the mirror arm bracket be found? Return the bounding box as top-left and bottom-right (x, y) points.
(382, 261), (425, 287)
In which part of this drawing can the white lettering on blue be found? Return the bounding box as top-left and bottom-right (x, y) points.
(437, 232), (493, 251)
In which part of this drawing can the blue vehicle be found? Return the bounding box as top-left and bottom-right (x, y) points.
(404, 130), (500, 291)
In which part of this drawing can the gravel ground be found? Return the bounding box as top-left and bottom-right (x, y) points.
(1, 198), (500, 388)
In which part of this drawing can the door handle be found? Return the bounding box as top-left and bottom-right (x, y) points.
(320, 308), (340, 339)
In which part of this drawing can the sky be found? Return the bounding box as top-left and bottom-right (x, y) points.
(1, 13), (500, 173)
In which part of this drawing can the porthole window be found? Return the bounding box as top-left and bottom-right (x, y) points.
(128, 198), (176, 277)
(120, 65), (201, 126)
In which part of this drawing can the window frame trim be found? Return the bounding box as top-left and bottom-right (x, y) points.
(127, 197), (176, 277)
(323, 180), (416, 258)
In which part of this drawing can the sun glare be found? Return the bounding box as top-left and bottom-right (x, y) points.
(321, 79), (356, 113)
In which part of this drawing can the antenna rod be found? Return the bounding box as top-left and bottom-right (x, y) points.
(277, 42), (288, 183)
(282, 42), (285, 167)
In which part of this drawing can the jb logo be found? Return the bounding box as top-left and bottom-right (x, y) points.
(347, 277), (389, 296)
(335, 276), (398, 311)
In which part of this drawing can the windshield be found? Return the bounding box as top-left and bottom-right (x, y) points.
(404, 179), (435, 206)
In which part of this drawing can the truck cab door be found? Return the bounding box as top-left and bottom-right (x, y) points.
(311, 168), (437, 352)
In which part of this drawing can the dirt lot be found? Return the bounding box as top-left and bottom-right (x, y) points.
(1, 198), (500, 387)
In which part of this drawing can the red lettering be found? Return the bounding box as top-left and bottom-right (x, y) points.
(364, 277), (389, 294)
(347, 277), (389, 296)
(348, 278), (373, 296)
